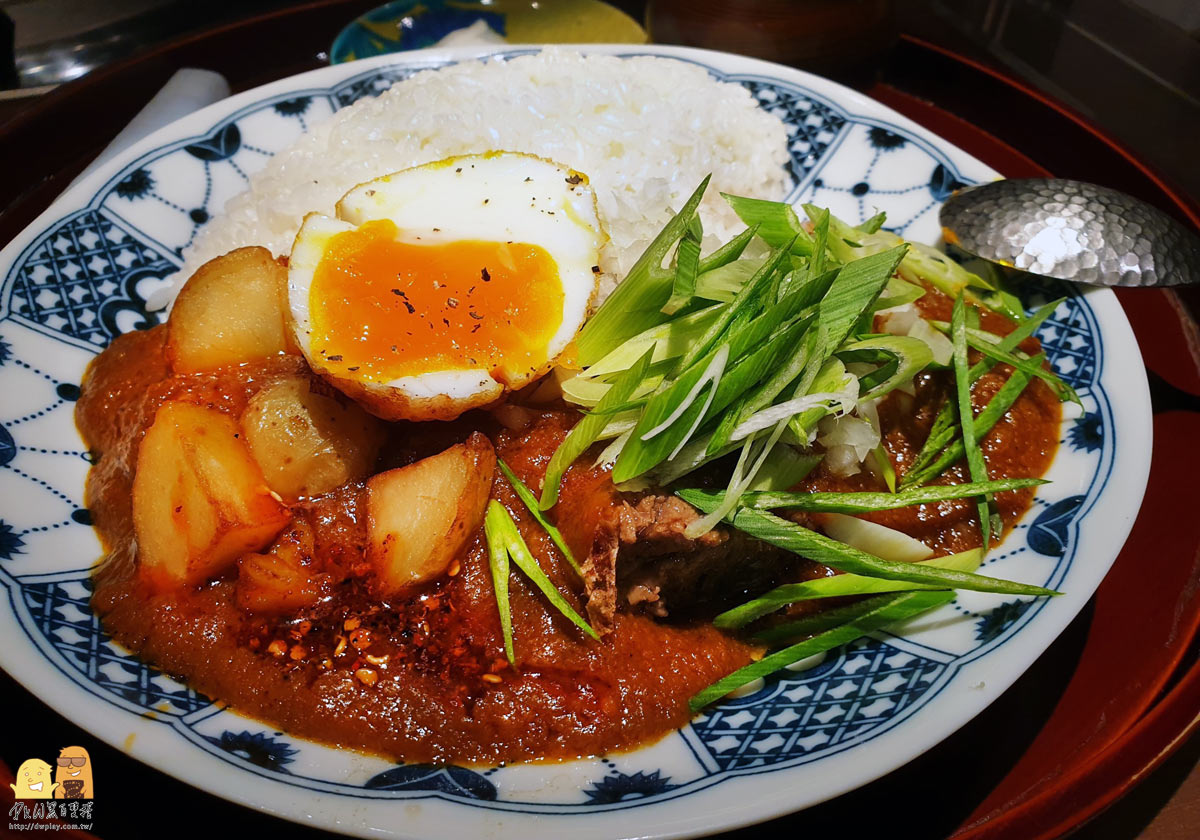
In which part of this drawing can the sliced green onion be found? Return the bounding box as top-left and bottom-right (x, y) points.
(730, 388), (854, 443)
(662, 231), (701, 315)
(699, 225), (758, 274)
(497, 459), (582, 577)
(641, 345), (729, 444)
(689, 590), (956, 711)
(859, 211), (888, 234)
(874, 275), (926, 313)
(804, 206), (995, 299)
(871, 443), (898, 493)
(692, 476), (1046, 514)
(540, 348), (654, 509)
(815, 245), (908, 356)
(484, 501), (598, 640)
(837, 335), (933, 401)
(925, 319), (1078, 405)
(780, 266), (840, 311)
(904, 239), (996, 292)
(577, 176), (710, 365)
(747, 446), (822, 491)
(963, 327), (1080, 405)
(614, 344), (730, 481)
(675, 237), (795, 373)
(706, 314), (816, 427)
(785, 355), (852, 445)
(593, 428), (632, 470)
(483, 506), (516, 666)
(580, 304), (722, 382)
(714, 548), (983, 629)
(904, 298), (1062, 483)
(951, 295), (993, 549)
(904, 361), (1037, 488)
(807, 207), (831, 282)
(722, 193), (814, 255)
(732, 246), (905, 434)
(675, 493), (1059, 597)
(694, 257), (762, 302)
(752, 594), (905, 644)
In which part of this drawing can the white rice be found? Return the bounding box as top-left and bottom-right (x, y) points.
(162, 48), (791, 309)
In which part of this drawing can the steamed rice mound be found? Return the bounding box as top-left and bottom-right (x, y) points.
(170, 49), (791, 306)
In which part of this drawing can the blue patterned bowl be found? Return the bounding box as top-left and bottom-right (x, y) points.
(0, 45), (1150, 839)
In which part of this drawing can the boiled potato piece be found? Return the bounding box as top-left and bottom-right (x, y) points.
(133, 400), (290, 590)
(167, 247), (293, 373)
(241, 377), (385, 501)
(367, 432), (495, 595)
(236, 521), (327, 614)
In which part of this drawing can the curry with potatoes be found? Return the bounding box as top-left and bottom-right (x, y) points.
(77, 220), (1061, 762)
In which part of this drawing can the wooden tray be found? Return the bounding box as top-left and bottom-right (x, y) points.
(0, 5), (1196, 837)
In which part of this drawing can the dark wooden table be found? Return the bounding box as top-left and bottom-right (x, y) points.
(1, 3), (1197, 838)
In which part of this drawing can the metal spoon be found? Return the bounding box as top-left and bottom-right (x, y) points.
(938, 178), (1200, 287)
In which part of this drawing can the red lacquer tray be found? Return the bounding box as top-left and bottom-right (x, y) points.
(0, 4), (1196, 837)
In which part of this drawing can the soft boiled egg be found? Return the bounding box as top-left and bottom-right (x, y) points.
(288, 152), (606, 421)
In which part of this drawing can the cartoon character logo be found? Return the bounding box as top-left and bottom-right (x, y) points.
(10, 758), (57, 798)
(53, 746), (94, 799)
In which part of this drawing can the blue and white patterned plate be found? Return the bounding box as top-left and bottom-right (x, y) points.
(0, 45), (1151, 839)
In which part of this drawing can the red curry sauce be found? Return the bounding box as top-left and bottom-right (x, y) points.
(76, 291), (1060, 765)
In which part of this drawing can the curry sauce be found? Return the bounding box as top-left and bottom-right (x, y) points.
(76, 291), (1060, 764)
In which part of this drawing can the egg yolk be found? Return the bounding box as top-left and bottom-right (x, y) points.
(308, 219), (565, 382)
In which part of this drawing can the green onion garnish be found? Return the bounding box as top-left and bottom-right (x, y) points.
(858, 210), (887, 234)
(483, 505), (516, 667)
(497, 458), (581, 577)
(691, 476), (1045, 514)
(675, 492), (1059, 598)
(662, 229), (701, 316)
(951, 295), (994, 549)
(713, 548), (983, 629)
(904, 298), (1062, 484)
(689, 590), (956, 711)
(903, 362), (1037, 488)
(872, 443), (898, 493)
(576, 176), (710, 366)
(539, 348), (654, 509)
(698, 225), (757, 274)
(962, 326), (1080, 405)
(722, 192), (814, 255)
(483, 501), (598, 641)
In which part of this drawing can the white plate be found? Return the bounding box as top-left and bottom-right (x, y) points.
(0, 44), (1151, 839)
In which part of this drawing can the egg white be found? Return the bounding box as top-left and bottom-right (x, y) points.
(288, 152), (605, 421)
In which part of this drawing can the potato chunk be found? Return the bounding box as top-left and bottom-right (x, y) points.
(367, 432), (495, 595)
(133, 401), (290, 590)
(236, 521), (328, 614)
(166, 247), (292, 373)
(241, 377), (384, 501)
